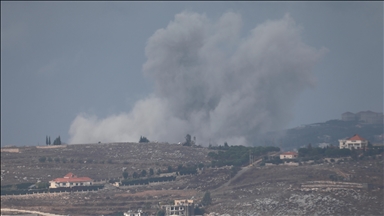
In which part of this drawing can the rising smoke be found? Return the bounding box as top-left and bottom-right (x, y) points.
(68, 12), (327, 145)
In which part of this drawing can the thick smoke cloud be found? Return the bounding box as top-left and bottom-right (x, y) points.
(68, 12), (327, 145)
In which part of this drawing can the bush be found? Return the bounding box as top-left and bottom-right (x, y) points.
(47, 157), (53, 162)
(54, 157), (60, 163)
(123, 172), (129, 179)
(36, 182), (49, 189)
(201, 191), (212, 206)
(39, 156), (46, 163)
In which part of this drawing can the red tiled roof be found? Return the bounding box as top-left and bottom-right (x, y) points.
(51, 172), (92, 183)
(348, 134), (366, 141)
(281, 151), (298, 155)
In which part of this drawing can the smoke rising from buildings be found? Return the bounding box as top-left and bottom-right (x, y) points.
(68, 12), (327, 145)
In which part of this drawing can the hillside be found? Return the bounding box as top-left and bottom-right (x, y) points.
(258, 120), (383, 150)
(1, 142), (384, 216)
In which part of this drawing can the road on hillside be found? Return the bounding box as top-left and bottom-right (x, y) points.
(1, 208), (66, 216)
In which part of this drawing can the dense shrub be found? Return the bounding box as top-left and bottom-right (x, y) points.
(208, 145), (280, 167)
(121, 176), (176, 186)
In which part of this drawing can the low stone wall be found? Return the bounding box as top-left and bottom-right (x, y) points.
(1, 148), (19, 153)
(301, 181), (366, 190)
(36, 145), (67, 149)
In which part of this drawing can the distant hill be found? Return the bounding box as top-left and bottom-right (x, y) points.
(256, 119), (383, 151)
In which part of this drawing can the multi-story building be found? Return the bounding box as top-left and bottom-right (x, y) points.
(163, 199), (195, 216)
(339, 134), (368, 150)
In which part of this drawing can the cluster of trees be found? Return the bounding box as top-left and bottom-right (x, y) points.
(208, 145), (280, 167)
(121, 176), (176, 186)
(45, 136), (61, 145)
(182, 134), (196, 146)
(298, 143), (384, 161)
(122, 168), (155, 180)
(298, 145), (351, 159)
(38, 157), (108, 164)
(139, 136), (150, 143)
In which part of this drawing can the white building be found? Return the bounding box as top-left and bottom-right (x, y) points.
(124, 209), (147, 216)
(49, 172), (93, 188)
(164, 199), (195, 216)
(339, 134), (368, 150)
(280, 152), (298, 159)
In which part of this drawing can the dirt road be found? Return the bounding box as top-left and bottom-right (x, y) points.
(1, 208), (65, 216)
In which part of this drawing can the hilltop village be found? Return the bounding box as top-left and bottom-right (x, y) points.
(1, 113), (383, 216)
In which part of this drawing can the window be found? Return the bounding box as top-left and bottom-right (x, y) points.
(80, 183), (83, 186)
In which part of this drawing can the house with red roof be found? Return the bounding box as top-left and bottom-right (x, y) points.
(339, 134), (368, 150)
(280, 151), (298, 159)
(49, 172), (93, 189)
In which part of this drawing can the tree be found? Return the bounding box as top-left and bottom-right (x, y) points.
(46, 136), (48, 145)
(183, 134), (192, 146)
(149, 168), (154, 176)
(201, 191), (212, 206)
(156, 209), (165, 216)
(157, 169), (161, 175)
(53, 136), (61, 145)
(168, 166), (173, 173)
(48, 136), (51, 145)
(123, 171), (129, 179)
(141, 169), (147, 177)
(224, 142), (229, 148)
(39, 156), (46, 162)
(139, 136), (150, 143)
(133, 172), (139, 178)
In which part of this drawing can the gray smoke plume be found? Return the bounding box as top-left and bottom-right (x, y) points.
(68, 12), (327, 145)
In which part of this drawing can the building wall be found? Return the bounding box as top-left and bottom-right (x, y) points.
(339, 139), (368, 150)
(164, 204), (194, 216)
(280, 154), (297, 159)
(49, 181), (93, 188)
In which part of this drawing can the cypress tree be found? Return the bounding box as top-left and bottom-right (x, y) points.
(46, 136), (48, 145)
(48, 136), (51, 145)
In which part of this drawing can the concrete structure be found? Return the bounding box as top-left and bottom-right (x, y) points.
(164, 199), (195, 216)
(124, 209), (147, 216)
(280, 152), (298, 159)
(49, 172), (93, 188)
(339, 134), (368, 150)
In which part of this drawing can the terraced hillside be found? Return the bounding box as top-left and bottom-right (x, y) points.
(1, 142), (212, 185)
(1, 143), (383, 216)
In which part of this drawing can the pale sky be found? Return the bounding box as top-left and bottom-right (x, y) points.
(1, 2), (383, 146)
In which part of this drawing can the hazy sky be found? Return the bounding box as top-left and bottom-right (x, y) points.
(1, 2), (383, 147)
